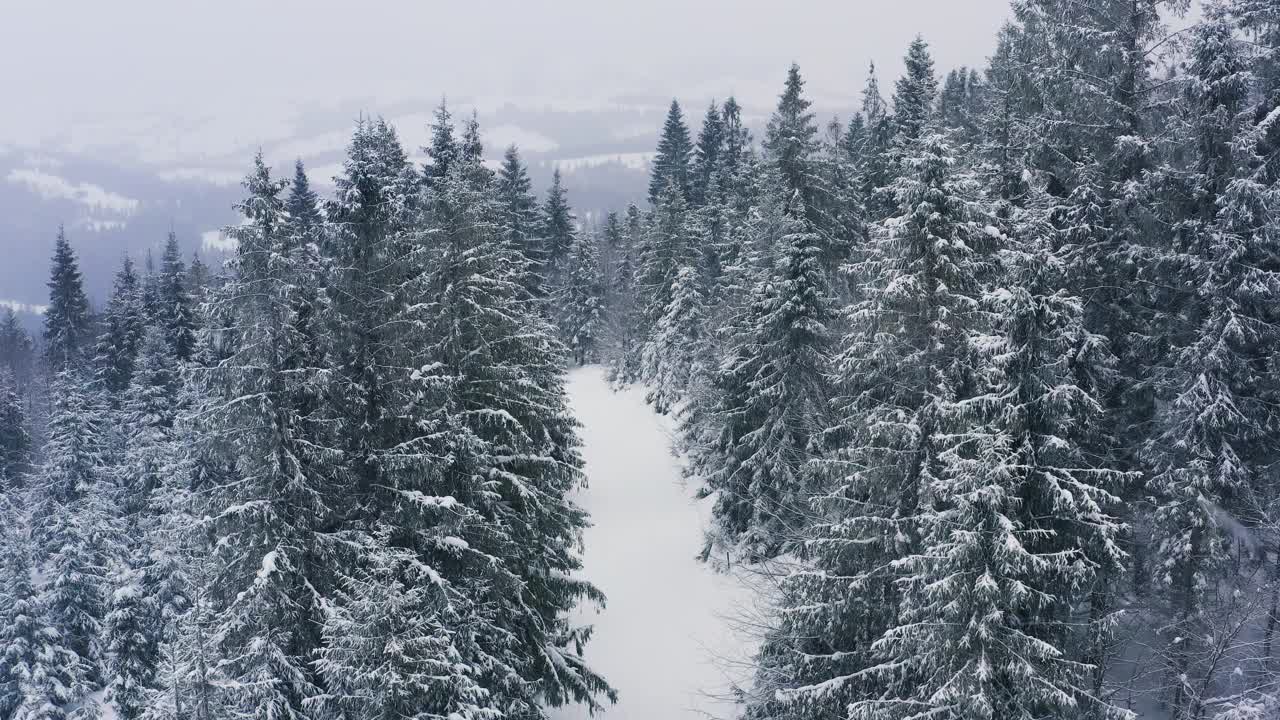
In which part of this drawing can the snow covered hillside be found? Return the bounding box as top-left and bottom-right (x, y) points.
(553, 367), (752, 720)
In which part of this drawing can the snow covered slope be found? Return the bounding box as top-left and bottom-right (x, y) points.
(554, 367), (752, 720)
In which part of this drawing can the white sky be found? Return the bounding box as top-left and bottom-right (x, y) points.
(1, 1), (1014, 157)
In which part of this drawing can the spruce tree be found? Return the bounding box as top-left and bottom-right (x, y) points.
(607, 204), (646, 385)
(698, 200), (833, 560)
(690, 101), (725, 206)
(323, 117), (420, 521)
(754, 133), (988, 718)
(847, 217), (1128, 720)
(195, 154), (336, 719)
(311, 533), (494, 720)
(156, 233), (196, 363)
(1143, 14), (1280, 715)
(93, 255), (146, 398)
(637, 181), (700, 406)
(0, 307), (34, 385)
(539, 168), (576, 292)
(891, 36), (939, 147)
(104, 554), (158, 720)
(719, 96), (752, 186)
(648, 99), (693, 204)
(35, 368), (114, 695)
(938, 66), (985, 144)
(1, 513), (91, 720)
(0, 368), (30, 486)
(496, 145), (545, 299)
(43, 227), (92, 372)
(854, 61), (895, 221)
(411, 151), (614, 714)
(424, 99), (459, 187)
(763, 63), (853, 283)
(763, 64), (821, 210)
(563, 231), (605, 365)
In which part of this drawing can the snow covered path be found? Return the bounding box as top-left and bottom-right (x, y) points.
(553, 367), (751, 720)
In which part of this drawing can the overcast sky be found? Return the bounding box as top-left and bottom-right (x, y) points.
(2, 1), (1014, 157)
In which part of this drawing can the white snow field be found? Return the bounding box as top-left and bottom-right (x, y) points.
(552, 366), (752, 720)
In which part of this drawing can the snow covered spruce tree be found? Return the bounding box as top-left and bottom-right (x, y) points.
(0, 307), (35, 385)
(562, 229), (606, 365)
(155, 233), (197, 363)
(606, 204), (646, 385)
(540, 168), (577, 307)
(306, 121), (504, 719)
(102, 327), (183, 720)
(640, 180), (705, 412)
(649, 99), (693, 204)
(695, 197), (833, 561)
(1141, 12), (1280, 716)
(322, 117), (421, 530)
(496, 145), (546, 301)
(43, 228), (93, 373)
(405, 144), (614, 716)
(92, 256), (146, 400)
(763, 64), (855, 284)
(845, 215), (1129, 720)
(0, 367), (31, 488)
(1, 505), (92, 720)
(749, 130), (988, 718)
(33, 368), (115, 703)
(190, 154), (339, 719)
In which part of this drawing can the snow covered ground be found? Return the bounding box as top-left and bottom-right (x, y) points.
(553, 367), (753, 720)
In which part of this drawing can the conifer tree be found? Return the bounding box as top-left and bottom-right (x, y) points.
(43, 227), (92, 372)
(642, 262), (707, 414)
(690, 101), (725, 206)
(36, 368), (114, 694)
(93, 256), (146, 398)
(648, 99), (693, 204)
(496, 145), (545, 299)
(460, 110), (486, 167)
(424, 99), (459, 187)
(324, 117), (420, 521)
(764, 64), (821, 210)
(1, 513), (91, 720)
(100, 327), (183, 720)
(763, 63), (853, 282)
(186, 252), (212, 301)
(563, 231), (605, 365)
(846, 217), (1128, 720)
(311, 534), (495, 720)
(938, 66), (985, 143)
(104, 555), (158, 720)
(719, 97), (752, 186)
(891, 36), (939, 147)
(854, 61), (895, 221)
(1143, 14), (1280, 715)
(411, 151), (613, 714)
(0, 307), (34, 385)
(195, 154), (337, 719)
(754, 133), (988, 717)
(698, 200), (832, 560)
(539, 168), (576, 291)
(283, 159), (327, 413)
(156, 232), (196, 363)
(607, 204), (645, 385)
(0, 368), (30, 486)
(637, 181), (700, 400)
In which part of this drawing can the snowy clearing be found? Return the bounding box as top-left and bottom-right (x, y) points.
(553, 367), (752, 720)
